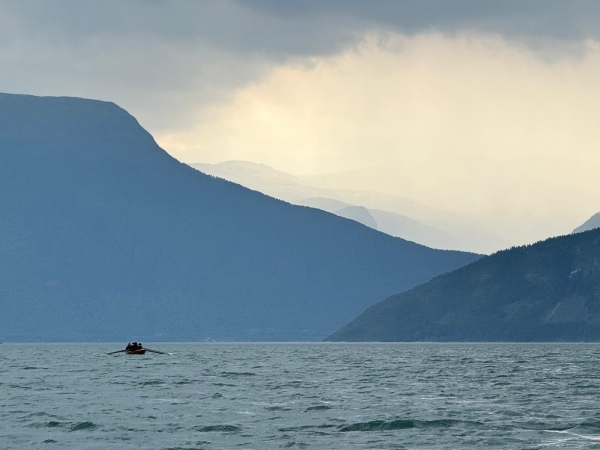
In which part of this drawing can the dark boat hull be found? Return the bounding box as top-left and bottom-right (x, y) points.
(125, 349), (146, 355)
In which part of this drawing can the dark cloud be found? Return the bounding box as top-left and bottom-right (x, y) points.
(1, 0), (599, 133)
(7, 0), (598, 61)
(241, 0), (600, 42)
(0, 0), (361, 59)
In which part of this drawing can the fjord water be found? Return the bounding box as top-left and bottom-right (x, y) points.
(2, 344), (600, 449)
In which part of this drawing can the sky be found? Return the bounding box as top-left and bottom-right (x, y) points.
(2, 0), (600, 250)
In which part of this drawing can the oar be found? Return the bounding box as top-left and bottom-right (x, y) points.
(107, 349), (127, 355)
(143, 348), (170, 355)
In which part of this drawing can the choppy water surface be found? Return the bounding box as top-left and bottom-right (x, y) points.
(2, 343), (600, 449)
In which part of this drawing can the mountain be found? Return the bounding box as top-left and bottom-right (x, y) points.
(296, 197), (457, 249)
(327, 229), (600, 342)
(0, 93), (480, 342)
(333, 206), (377, 229)
(368, 209), (458, 251)
(573, 212), (600, 234)
(191, 161), (472, 251)
(191, 160), (317, 203)
(300, 165), (512, 254)
(297, 197), (352, 213)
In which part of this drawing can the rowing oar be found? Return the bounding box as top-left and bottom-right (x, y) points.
(107, 349), (127, 355)
(143, 348), (171, 355)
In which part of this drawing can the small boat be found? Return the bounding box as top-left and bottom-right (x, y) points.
(107, 343), (168, 356)
(126, 348), (146, 355)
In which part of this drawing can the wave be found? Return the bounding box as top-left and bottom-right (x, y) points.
(194, 425), (241, 433)
(338, 418), (474, 432)
(34, 421), (63, 428)
(305, 405), (333, 412)
(141, 380), (164, 386)
(69, 421), (97, 431)
(221, 371), (256, 377)
(577, 421), (600, 432)
(27, 420), (97, 431)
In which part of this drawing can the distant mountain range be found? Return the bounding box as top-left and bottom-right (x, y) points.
(327, 229), (600, 342)
(297, 196), (460, 250)
(573, 212), (600, 234)
(333, 205), (378, 229)
(0, 93), (479, 342)
(192, 161), (505, 253)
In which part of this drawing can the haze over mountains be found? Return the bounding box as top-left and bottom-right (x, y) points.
(0, 93), (479, 342)
(328, 228), (600, 342)
(300, 197), (463, 252)
(192, 161), (506, 253)
(331, 206), (377, 230)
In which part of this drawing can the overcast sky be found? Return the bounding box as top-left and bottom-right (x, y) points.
(2, 1), (600, 248)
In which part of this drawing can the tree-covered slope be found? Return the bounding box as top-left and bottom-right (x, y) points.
(0, 93), (479, 342)
(327, 229), (600, 342)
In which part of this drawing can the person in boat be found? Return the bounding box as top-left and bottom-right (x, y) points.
(126, 342), (137, 351)
(137, 342), (143, 350)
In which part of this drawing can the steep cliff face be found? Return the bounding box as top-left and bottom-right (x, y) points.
(0, 93), (479, 341)
(328, 229), (600, 342)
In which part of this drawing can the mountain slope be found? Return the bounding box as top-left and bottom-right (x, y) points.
(192, 160), (311, 201)
(0, 93), (480, 342)
(298, 197), (352, 213)
(297, 198), (457, 249)
(198, 161), (510, 254)
(573, 212), (600, 234)
(334, 206), (378, 229)
(327, 229), (600, 342)
(369, 209), (458, 250)
(192, 162), (468, 250)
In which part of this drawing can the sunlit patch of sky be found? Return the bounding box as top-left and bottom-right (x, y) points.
(2, 0), (600, 248)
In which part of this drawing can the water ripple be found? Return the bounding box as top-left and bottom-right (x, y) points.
(2, 343), (600, 448)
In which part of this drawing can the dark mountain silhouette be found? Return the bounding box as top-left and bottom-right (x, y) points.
(327, 229), (600, 342)
(573, 212), (600, 234)
(0, 93), (479, 342)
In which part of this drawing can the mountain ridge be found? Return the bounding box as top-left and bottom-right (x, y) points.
(327, 228), (600, 342)
(0, 93), (479, 342)
(191, 161), (473, 251)
(573, 212), (600, 234)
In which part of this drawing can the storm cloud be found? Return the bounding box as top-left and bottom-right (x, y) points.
(2, 1), (599, 251)
(2, 1), (599, 130)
